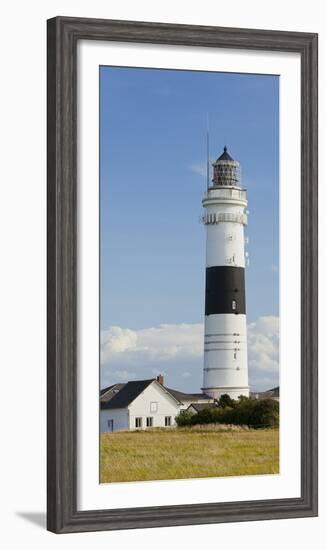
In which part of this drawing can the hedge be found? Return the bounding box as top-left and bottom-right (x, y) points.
(175, 397), (279, 429)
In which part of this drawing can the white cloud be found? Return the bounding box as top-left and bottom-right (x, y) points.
(100, 323), (203, 389)
(110, 369), (136, 382)
(247, 316), (279, 390)
(189, 163), (206, 178)
(101, 323), (203, 364)
(101, 316), (279, 391)
(101, 326), (138, 354)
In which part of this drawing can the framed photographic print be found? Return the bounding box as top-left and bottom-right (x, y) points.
(47, 17), (318, 533)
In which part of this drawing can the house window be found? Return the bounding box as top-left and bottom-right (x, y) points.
(135, 417), (142, 428)
(150, 401), (158, 413)
(232, 299), (237, 310)
(146, 417), (153, 427)
(165, 416), (172, 427)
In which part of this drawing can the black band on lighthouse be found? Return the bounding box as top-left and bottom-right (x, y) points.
(205, 266), (246, 315)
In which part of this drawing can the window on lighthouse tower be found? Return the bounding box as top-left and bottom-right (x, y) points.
(232, 299), (237, 311)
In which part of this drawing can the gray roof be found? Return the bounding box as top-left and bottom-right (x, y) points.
(250, 386), (279, 399)
(103, 379), (155, 410)
(216, 146), (234, 162)
(164, 387), (212, 403)
(100, 383), (124, 396)
(100, 379), (213, 410)
(187, 402), (216, 412)
(100, 383), (126, 406)
(267, 386), (279, 395)
(100, 385), (114, 396)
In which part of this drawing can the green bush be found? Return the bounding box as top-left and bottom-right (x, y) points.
(175, 410), (194, 426)
(175, 398), (279, 429)
(221, 398), (279, 428)
(194, 407), (225, 424)
(217, 394), (236, 408)
(247, 398), (279, 428)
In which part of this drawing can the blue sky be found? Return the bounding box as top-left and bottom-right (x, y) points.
(100, 66), (279, 392)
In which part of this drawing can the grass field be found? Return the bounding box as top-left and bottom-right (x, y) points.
(100, 425), (279, 483)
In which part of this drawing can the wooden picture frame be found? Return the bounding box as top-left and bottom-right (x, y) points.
(47, 16), (318, 533)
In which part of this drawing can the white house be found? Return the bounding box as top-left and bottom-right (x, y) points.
(100, 376), (214, 432)
(250, 386), (279, 402)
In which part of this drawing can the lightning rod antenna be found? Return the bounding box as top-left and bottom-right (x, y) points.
(206, 114), (210, 192)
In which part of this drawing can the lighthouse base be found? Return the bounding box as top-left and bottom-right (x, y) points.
(202, 386), (250, 401)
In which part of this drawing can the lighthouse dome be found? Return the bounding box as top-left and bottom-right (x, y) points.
(216, 146), (234, 162)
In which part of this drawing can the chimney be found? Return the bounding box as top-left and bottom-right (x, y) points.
(156, 374), (164, 385)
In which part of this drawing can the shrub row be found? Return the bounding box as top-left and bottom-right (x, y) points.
(175, 396), (279, 429)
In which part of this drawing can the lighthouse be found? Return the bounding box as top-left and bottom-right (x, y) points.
(201, 146), (249, 400)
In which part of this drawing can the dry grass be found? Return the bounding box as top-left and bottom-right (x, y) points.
(100, 426), (279, 483)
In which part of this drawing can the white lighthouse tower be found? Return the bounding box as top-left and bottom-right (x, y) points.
(202, 146), (249, 400)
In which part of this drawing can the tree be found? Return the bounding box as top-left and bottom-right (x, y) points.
(218, 394), (236, 408)
(248, 398), (279, 428)
(237, 394), (250, 404)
